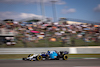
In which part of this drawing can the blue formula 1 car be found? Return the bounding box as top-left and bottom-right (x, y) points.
(22, 50), (69, 61)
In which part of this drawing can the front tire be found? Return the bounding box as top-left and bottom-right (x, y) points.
(37, 55), (42, 61)
(22, 58), (27, 61)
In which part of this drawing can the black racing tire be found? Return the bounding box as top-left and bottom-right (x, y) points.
(22, 58), (27, 61)
(37, 55), (42, 61)
(63, 54), (68, 60)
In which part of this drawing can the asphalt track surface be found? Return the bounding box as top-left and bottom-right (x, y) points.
(0, 59), (100, 67)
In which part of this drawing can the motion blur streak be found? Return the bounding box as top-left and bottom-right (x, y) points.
(0, 59), (100, 67)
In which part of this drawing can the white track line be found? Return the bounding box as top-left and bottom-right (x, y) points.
(82, 58), (98, 59)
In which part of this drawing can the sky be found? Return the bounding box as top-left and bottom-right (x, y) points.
(0, 0), (100, 23)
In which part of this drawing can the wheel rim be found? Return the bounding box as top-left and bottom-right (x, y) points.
(63, 55), (68, 60)
(37, 55), (42, 61)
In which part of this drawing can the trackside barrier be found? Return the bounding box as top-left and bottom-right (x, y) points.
(0, 46), (100, 54)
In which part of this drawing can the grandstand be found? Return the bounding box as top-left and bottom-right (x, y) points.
(67, 18), (100, 24)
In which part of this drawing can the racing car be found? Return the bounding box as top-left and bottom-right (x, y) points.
(22, 50), (69, 61)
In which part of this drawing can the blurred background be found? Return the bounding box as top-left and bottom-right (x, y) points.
(0, 0), (100, 48)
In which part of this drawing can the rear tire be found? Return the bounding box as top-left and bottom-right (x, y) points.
(63, 54), (68, 60)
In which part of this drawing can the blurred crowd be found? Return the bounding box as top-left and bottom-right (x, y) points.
(0, 20), (100, 46)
